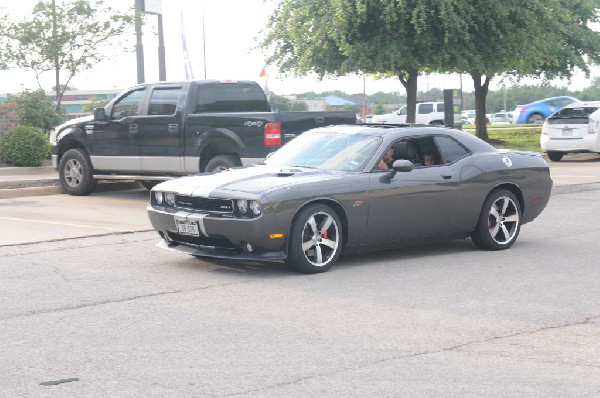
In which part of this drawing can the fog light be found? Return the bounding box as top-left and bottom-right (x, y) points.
(154, 191), (164, 205)
(241, 242), (253, 252)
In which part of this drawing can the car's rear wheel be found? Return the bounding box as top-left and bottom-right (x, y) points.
(471, 189), (521, 250)
(547, 151), (564, 162)
(58, 148), (96, 196)
(286, 204), (342, 274)
(527, 113), (545, 124)
(204, 155), (242, 173)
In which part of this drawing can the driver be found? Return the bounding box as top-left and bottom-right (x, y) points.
(376, 147), (394, 171)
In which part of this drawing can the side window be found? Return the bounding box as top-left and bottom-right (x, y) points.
(111, 89), (144, 120)
(436, 103), (445, 113)
(148, 87), (181, 116)
(435, 136), (470, 164)
(418, 103), (433, 114)
(397, 107), (407, 115)
(194, 83), (271, 113)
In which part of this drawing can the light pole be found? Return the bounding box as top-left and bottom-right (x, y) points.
(134, 0), (145, 83)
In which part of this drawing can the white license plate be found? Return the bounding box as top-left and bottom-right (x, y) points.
(562, 129), (573, 136)
(176, 220), (200, 237)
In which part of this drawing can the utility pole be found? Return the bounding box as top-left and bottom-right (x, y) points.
(135, 0), (145, 84)
(52, 0), (60, 110)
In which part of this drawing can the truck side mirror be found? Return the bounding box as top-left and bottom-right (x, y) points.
(93, 107), (107, 121)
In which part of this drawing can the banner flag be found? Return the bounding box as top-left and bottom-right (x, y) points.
(181, 11), (194, 79)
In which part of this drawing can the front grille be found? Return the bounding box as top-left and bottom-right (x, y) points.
(175, 195), (234, 213)
(167, 232), (236, 250)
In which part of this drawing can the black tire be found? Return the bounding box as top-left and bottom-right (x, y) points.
(204, 155), (242, 172)
(547, 152), (564, 162)
(58, 148), (96, 196)
(471, 189), (522, 251)
(141, 181), (159, 190)
(286, 204), (343, 274)
(527, 113), (545, 124)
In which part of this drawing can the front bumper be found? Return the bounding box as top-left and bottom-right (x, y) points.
(147, 205), (288, 261)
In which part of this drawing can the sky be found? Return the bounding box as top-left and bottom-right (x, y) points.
(0, 0), (598, 96)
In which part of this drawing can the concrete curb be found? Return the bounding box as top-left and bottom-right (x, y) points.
(0, 181), (143, 199)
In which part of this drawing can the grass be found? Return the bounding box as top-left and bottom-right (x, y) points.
(462, 124), (542, 152)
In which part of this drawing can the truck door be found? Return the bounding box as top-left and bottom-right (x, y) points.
(138, 85), (184, 173)
(92, 87), (146, 172)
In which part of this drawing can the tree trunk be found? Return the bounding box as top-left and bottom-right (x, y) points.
(470, 71), (491, 141)
(398, 68), (419, 123)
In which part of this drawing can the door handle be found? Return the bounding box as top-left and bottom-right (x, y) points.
(168, 124), (179, 133)
(129, 124), (138, 133)
(441, 173), (453, 180)
(315, 116), (325, 123)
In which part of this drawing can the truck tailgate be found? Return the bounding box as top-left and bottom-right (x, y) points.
(278, 111), (356, 143)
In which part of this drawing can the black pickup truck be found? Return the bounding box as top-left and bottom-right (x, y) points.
(50, 80), (356, 195)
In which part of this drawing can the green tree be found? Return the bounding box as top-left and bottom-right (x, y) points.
(8, 89), (64, 133)
(0, 0), (134, 111)
(435, 0), (600, 139)
(373, 103), (386, 115)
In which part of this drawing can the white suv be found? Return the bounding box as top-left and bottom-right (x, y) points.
(371, 101), (445, 125)
(540, 101), (600, 161)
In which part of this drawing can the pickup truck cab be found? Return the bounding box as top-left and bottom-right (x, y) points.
(50, 80), (356, 195)
(370, 101), (445, 125)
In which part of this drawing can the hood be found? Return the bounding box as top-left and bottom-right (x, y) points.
(154, 165), (345, 197)
(60, 115), (94, 128)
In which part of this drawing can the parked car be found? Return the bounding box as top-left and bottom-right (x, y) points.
(513, 96), (579, 124)
(461, 110), (476, 124)
(371, 101), (445, 125)
(147, 124), (552, 274)
(491, 111), (513, 124)
(540, 101), (600, 161)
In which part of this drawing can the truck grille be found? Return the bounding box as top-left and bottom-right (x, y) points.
(175, 195), (234, 213)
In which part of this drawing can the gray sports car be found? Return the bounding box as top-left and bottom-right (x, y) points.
(147, 124), (552, 273)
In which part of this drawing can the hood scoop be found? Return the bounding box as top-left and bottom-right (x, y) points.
(277, 167), (304, 177)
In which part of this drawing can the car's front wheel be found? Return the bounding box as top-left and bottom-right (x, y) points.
(286, 204), (343, 273)
(58, 148), (96, 196)
(471, 189), (522, 250)
(547, 151), (564, 162)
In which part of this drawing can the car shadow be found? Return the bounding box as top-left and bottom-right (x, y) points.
(173, 238), (478, 277)
(553, 153), (600, 163)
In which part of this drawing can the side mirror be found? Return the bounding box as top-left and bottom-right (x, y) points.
(93, 107), (107, 121)
(386, 159), (414, 179)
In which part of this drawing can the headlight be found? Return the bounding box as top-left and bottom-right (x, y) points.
(154, 191), (164, 205)
(165, 192), (176, 206)
(237, 199), (248, 213)
(249, 200), (261, 215)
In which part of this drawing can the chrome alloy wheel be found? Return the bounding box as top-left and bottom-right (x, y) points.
(63, 158), (84, 188)
(300, 211), (340, 267)
(488, 196), (520, 245)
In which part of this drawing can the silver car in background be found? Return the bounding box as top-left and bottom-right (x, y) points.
(540, 101), (600, 161)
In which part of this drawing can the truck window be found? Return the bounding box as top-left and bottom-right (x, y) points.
(193, 83), (270, 113)
(418, 103), (433, 114)
(148, 87), (181, 116)
(111, 89), (144, 120)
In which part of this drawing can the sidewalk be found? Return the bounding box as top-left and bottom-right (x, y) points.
(0, 166), (141, 199)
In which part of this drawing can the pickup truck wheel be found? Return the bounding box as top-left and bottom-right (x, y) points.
(204, 155), (241, 172)
(58, 149), (96, 196)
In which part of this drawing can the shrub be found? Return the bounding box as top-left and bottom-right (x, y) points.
(0, 125), (50, 166)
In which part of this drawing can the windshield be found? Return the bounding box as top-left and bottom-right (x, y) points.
(264, 131), (382, 172)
